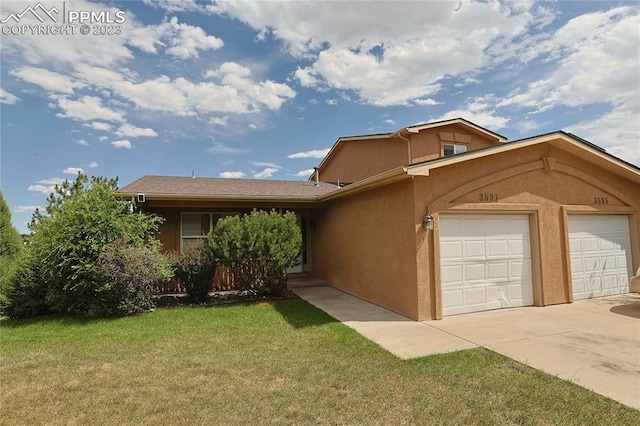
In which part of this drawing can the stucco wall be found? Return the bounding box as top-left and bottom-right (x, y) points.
(412, 142), (640, 319)
(313, 179), (420, 319)
(318, 124), (502, 184)
(410, 123), (500, 164)
(319, 138), (407, 184)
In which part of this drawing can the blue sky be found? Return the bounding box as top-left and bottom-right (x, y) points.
(1, 0), (639, 233)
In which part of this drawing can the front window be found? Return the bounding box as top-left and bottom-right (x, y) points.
(181, 213), (237, 251)
(443, 143), (468, 156)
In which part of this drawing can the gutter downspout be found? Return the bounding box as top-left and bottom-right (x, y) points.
(396, 130), (412, 165)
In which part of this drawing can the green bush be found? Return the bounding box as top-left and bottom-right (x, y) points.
(172, 240), (217, 303)
(5, 173), (165, 318)
(2, 250), (52, 318)
(0, 190), (24, 315)
(96, 239), (172, 316)
(209, 209), (301, 295)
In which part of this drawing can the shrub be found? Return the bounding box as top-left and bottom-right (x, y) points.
(96, 239), (172, 316)
(2, 250), (52, 318)
(172, 240), (217, 303)
(209, 209), (302, 296)
(5, 173), (165, 318)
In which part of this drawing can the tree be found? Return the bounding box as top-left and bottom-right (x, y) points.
(0, 191), (22, 258)
(0, 191), (24, 313)
(4, 173), (170, 317)
(209, 209), (302, 295)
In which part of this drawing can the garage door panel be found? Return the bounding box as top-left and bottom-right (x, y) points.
(441, 265), (462, 284)
(464, 263), (485, 281)
(440, 214), (534, 316)
(488, 263), (509, 281)
(464, 240), (485, 258)
(440, 240), (462, 260)
(568, 215), (632, 300)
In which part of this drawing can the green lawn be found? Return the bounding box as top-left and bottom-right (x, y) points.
(1, 300), (637, 425)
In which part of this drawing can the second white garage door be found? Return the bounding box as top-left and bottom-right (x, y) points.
(568, 215), (632, 300)
(440, 214), (534, 316)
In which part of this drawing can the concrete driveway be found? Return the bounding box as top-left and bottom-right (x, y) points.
(293, 286), (640, 410)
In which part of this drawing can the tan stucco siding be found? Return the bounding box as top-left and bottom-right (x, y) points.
(412, 143), (640, 319)
(410, 124), (501, 164)
(319, 139), (408, 184)
(319, 124), (503, 184)
(314, 179), (420, 319)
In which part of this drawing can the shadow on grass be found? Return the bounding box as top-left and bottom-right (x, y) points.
(273, 299), (338, 329)
(0, 313), (120, 329)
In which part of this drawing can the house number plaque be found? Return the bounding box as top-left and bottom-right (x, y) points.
(593, 197), (609, 205)
(479, 193), (498, 202)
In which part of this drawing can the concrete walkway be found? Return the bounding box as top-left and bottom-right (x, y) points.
(293, 285), (640, 410)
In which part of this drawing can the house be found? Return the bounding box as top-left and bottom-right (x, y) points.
(117, 118), (640, 320)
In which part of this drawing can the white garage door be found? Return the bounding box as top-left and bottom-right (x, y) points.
(440, 214), (534, 316)
(568, 215), (632, 300)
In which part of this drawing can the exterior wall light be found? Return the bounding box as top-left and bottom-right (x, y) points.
(423, 214), (434, 231)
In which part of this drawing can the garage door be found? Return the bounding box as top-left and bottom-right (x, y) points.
(440, 215), (534, 316)
(568, 215), (632, 300)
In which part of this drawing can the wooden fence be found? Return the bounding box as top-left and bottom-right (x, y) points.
(152, 264), (255, 294)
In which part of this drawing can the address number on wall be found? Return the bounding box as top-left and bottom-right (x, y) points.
(593, 197), (609, 205)
(479, 193), (498, 202)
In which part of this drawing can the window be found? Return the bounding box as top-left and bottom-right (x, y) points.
(443, 143), (468, 156)
(181, 213), (237, 251)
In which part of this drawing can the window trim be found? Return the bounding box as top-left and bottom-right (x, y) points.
(180, 212), (239, 252)
(442, 143), (468, 157)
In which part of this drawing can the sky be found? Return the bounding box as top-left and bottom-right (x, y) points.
(1, 0), (639, 233)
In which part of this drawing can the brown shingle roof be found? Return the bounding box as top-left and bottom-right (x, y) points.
(117, 175), (339, 200)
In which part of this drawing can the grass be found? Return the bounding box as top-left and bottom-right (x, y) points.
(1, 300), (638, 425)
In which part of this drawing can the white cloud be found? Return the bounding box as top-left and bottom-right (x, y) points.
(287, 148), (330, 159)
(63, 167), (84, 175)
(207, 143), (248, 154)
(0, 88), (19, 104)
(253, 168), (279, 179)
(88, 162), (99, 168)
(437, 94), (510, 130)
(212, 1), (546, 105)
(75, 139), (89, 146)
(219, 171), (246, 178)
(11, 66), (84, 94)
(56, 96), (125, 122)
(84, 122), (112, 131)
(127, 16), (223, 59)
(251, 162), (281, 169)
(112, 139), (133, 149)
(116, 123), (158, 138)
(499, 7), (639, 112)
(384, 119), (395, 125)
(414, 99), (440, 106)
(210, 116), (230, 127)
(27, 177), (65, 195)
(565, 103), (640, 165)
(142, 0), (207, 13)
(325, 99), (337, 106)
(13, 205), (41, 213)
(295, 169), (315, 177)
(248, 123), (257, 129)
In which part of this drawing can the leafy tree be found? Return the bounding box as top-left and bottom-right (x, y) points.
(0, 191), (22, 258)
(5, 173), (168, 317)
(0, 191), (25, 313)
(209, 209), (301, 295)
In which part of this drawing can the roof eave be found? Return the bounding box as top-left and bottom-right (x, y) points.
(319, 166), (409, 201)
